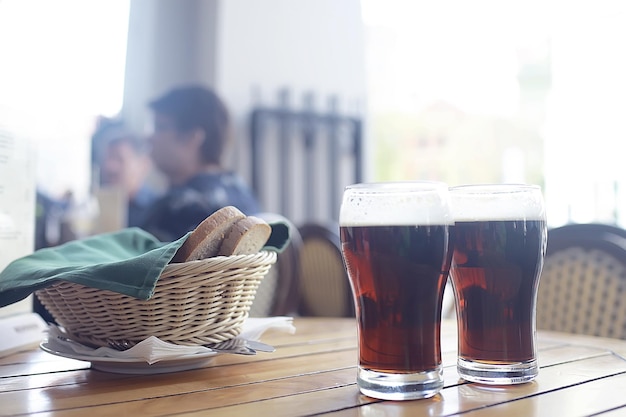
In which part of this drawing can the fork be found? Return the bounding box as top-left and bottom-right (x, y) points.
(204, 338), (257, 355)
(105, 337), (272, 355)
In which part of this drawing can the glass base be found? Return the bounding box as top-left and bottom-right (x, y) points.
(457, 357), (538, 385)
(357, 365), (443, 400)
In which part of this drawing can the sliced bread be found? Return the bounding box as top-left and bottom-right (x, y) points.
(171, 206), (246, 262)
(218, 216), (272, 256)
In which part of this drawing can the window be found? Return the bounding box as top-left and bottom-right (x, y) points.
(362, 0), (626, 227)
(0, 0), (130, 201)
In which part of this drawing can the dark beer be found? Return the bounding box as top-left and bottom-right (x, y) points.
(450, 219), (547, 363)
(340, 224), (452, 373)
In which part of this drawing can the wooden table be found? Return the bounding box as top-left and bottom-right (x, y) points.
(2, 317), (626, 416)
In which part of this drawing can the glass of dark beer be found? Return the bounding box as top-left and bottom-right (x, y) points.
(339, 181), (453, 400)
(449, 184), (547, 385)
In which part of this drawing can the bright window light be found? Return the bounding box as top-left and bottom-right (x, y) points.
(0, 0), (130, 199)
(362, 0), (626, 227)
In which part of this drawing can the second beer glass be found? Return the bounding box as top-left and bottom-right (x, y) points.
(449, 184), (547, 385)
(339, 182), (453, 400)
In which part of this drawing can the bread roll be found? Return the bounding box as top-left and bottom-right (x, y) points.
(171, 206), (246, 262)
(218, 216), (272, 256)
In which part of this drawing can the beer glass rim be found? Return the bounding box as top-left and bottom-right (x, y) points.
(449, 184), (541, 194)
(345, 181), (448, 193)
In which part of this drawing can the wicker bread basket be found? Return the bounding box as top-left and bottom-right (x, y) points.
(35, 250), (277, 348)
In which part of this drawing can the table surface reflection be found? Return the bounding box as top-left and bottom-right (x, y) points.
(2, 317), (626, 416)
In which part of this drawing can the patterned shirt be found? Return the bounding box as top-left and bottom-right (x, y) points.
(127, 185), (159, 228)
(140, 172), (260, 241)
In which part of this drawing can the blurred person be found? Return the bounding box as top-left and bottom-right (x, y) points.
(34, 189), (66, 249)
(99, 132), (159, 228)
(141, 85), (260, 241)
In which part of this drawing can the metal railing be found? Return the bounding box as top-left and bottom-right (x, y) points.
(250, 90), (363, 225)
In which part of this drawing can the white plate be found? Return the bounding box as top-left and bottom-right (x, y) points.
(38, 317), (292, 374)
(40, 341), (219, 375)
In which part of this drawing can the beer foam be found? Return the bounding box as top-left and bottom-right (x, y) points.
(339, 182), (453, 226)
(450, 185), (546, 221)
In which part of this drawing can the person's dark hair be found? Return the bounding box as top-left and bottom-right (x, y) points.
(108, 132), (148, 154)
(91, 117), (146, 163)
(149, 85), (231, 165)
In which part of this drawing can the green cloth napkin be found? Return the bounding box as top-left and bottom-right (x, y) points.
(0, 221), (291, 309)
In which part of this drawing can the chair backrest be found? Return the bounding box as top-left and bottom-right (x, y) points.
(249, 214), (302, 317)
(297, 222), (354, 317)
(537, 223), (626, 339)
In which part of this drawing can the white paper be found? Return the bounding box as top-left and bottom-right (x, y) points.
(0, 107), (36, 319)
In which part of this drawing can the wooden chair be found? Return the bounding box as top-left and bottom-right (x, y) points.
(249, 214), (302, 317)
(297, 222), (354, 317)
(537, 223), (626, 339)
